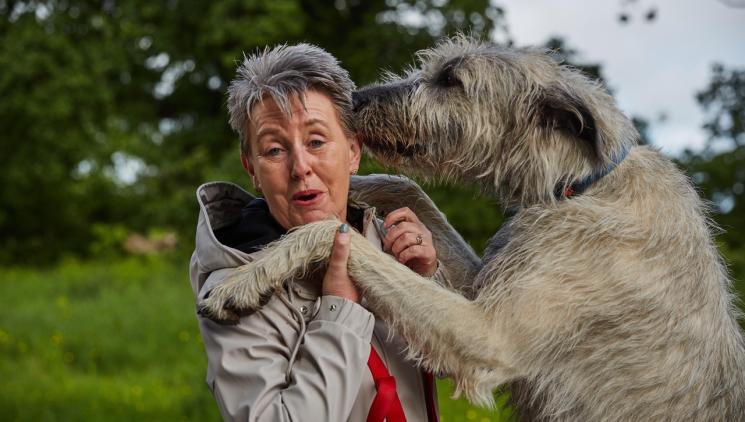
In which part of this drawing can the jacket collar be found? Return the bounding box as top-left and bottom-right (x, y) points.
(191, 181), (379, 296)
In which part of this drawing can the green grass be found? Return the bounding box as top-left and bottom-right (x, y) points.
(0, 257), (513, 421)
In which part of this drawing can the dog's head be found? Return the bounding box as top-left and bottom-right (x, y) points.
(353, 35), (637, 207)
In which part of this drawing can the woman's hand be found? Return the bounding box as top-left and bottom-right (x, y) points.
(322, 223), (361, 302)
(382, 207), (438, 277)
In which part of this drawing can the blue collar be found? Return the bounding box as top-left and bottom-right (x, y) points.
(554, 146), (631, 199)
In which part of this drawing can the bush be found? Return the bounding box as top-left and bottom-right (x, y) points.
(0, 257), (513, 421)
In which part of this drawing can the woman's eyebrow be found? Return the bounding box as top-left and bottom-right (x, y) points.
(256, 126), (283, 140)
(304, 118), (330, 130)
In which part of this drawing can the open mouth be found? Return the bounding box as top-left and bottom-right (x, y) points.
(292, 190), (323, 205)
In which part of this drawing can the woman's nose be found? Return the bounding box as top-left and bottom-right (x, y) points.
(290, 149), (313, 180)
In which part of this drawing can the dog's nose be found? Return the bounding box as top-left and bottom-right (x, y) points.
(352, 91), (368, 112)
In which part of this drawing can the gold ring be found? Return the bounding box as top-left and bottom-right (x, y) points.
(415, 234), (423, 245)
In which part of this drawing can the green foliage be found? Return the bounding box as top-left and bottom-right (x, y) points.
(0, 2), (132, 263)
(683, 63), (745, 302)
(437, 379), (516, 422)
(88, 223), (129, 257)
(0, 257), (513, 421)
(696, 64), (745, 147)
(0, 257), (219, 421)
(681, 147), (745, 260)
(0, 0), (504, 265)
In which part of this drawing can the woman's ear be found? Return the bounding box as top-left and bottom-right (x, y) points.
(348, 134), (362, 174)
(240, 153), (261, 192)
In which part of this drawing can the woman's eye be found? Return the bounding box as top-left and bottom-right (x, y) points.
(264, 147), (284, 157)
(309, 139), (325, 149)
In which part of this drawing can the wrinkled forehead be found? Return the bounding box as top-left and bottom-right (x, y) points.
(250, 89), (347, 126)
(247, 90), (344, 139)
(248, 90), (308, 123)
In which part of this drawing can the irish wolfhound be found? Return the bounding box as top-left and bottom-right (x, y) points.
(200, 37), (745, 421)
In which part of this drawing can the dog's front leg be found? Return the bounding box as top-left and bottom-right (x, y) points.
(197, 219), (340, 323)
(345, 234), (521, 406)
(198, 218), (519, 405)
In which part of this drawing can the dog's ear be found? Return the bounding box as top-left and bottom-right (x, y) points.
(539, 86), (599, 154)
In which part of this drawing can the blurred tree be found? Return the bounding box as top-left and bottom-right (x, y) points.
(0, 1), (141, 263)
(683, 64), (745, 289)
(697, 64), (745, 147)
(0, 0), (505, 264)
(631, 116), (652, 145)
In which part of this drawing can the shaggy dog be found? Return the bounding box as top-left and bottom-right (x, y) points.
(200, 37), (745, 421)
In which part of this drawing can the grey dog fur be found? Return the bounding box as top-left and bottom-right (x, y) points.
(200, 36), (745, 421)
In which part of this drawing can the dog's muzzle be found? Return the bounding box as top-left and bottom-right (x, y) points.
(353, 80), (417, 113)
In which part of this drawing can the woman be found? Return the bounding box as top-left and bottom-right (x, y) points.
(189, 44), (446, 421)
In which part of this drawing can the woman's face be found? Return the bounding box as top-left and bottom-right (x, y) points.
(242, 90), (361, 229)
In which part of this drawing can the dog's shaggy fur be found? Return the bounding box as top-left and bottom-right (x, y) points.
(200, 37), (745, 421)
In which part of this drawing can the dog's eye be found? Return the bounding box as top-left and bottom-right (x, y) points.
(437, 67), (461, 88)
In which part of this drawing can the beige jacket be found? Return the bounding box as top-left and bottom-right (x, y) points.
(189, 182), (437, 422)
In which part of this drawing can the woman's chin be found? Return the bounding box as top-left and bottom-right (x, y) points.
(290, 209), (343, 228)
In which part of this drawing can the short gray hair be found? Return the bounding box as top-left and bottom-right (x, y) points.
(227, 43), (356, 155)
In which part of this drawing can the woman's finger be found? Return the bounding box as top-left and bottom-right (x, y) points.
(327, 223), (351, 273)
(381, 207), (438, 276)
(390, 231), (426, 256)
(322, 223), (360, 302)
(383, 221), (422, 251)
(384, 207), (421, 229)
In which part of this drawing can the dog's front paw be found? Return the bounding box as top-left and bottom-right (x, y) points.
(196, 267), (276, 324)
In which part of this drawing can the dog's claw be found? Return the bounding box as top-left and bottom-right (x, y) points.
(196, 290), (246, 325)
(196, 301), (239, 325)
(196, 288), (274, 325)
(195, 260), (283, 324)
(222, 297), (236, 311)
